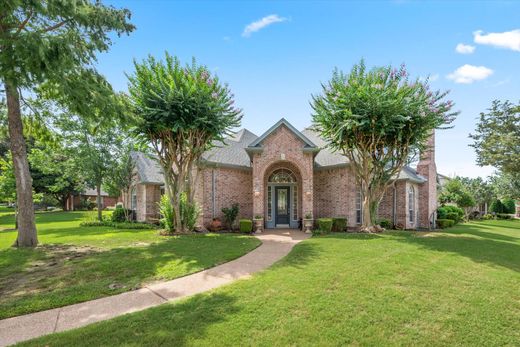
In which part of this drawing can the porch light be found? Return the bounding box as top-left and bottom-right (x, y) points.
(305, 191), (311, 197)
(254, 190), (260, 197)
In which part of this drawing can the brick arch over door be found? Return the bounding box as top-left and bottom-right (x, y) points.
(263, 161), (303, 227)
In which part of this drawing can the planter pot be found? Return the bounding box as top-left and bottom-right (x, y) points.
(303, 219), (313, 234)
(254, 218), (264, 233)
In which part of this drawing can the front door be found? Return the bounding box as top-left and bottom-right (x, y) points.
(275, 186), (290, 226)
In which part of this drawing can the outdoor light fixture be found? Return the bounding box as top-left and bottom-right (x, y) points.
(254, 190), (260, 197)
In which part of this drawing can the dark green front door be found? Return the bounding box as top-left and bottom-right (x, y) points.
(275, 186), (290, 225)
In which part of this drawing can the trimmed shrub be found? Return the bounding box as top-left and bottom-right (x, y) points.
(481, 213), (495, 220)
(437, 205), (464, 221)
(239, 219), (253, 233)
(503, 198), (516, 214)
(436, 219), (454, 229)
(377, 218), (392, 229)
(446, 212), (460, 224)
(80, 221), (157, 230)
(490, 199), (504, 214)
(317, 218), (333, 233)
(332, 217), (347, 232)
(496, 213), (513, 220)
(111, 207), (130, 223)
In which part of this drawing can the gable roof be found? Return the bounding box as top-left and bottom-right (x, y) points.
(247, 118), (318, 150)
(130, 120), (429, 185)
(130, 151), (164, 185)
(201, 129), (258, 169)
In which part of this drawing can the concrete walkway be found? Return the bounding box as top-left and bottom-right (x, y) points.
(0, 230), (309, 346)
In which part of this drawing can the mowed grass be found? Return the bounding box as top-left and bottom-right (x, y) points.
(0, 210), (260, 319)
(21, 219), (520, 346)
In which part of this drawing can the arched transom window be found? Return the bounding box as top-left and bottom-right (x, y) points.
(268, 169), (296, 183)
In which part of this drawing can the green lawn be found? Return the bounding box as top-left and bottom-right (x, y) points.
(0, 210), (260, 319)
(20, 219), (520, 346)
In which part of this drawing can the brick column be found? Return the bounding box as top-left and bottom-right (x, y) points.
(417, 132), (437, 229)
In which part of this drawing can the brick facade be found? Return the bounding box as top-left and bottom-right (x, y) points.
(131, 120), (439, 230)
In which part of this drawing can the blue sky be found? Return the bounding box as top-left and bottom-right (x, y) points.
(100, 0), (520, 178)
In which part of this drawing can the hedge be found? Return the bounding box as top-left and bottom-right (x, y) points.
(436, 219), (454, 229)
(239, 219), (253, 233)
(496, 213), (513, 220)
(332, 217), (347, 232)
(317, 218), (333, 233)
(80, 221), (157, 230)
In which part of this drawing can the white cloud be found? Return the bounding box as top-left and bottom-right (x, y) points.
(242, 14), (287, 37)
(474, 29), (520, 51)
(455, 43), (475, 54)
(447, 64), (493, 84)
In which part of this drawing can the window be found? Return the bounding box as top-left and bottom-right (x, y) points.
(408, 186), (415, 223)
(293, 185), (298, 221)
(356, 190), (362, 224)
(268, 169), (296, 183)
(131, 187), (137, 211)
(267, 186), (272, 221)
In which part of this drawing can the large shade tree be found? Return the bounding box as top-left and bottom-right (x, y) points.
(312, 61), (457, 231)
(0, 0), (134, 246)
(470, 100), (520, 176)
(128, 53), (242, 233)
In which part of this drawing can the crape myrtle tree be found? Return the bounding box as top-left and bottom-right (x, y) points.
(128, 53), (242, 233)
(312, 60), (458, 232)
(0, 0), (134, 247)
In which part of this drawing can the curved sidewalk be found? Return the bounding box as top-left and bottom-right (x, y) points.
(0, 230), (309, 347)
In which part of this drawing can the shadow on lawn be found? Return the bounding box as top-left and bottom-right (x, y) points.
(29, 293), (240, 346)
(396, 232), (520, 273)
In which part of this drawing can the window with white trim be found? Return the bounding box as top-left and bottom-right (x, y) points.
(356, 190), (362, 224)
(408, 186), (415, 223)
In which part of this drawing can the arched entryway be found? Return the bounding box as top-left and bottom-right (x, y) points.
(264, 164), (302, 229)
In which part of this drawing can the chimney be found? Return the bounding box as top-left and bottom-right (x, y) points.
(417, 131), (437, 229)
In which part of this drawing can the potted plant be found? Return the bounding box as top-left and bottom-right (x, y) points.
(254, 215), (263, 233)
(303, 212), (313, 234)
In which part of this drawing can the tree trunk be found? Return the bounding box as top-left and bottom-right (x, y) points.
(96, 184), (102, 221)
(360, 187), (385, 232)
(6, 82), (38, 247)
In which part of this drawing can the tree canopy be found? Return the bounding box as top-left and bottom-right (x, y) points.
(0, 0), (134, 247)
(470, 100), (520, 175)
(127, 53), (242, 233)
(312, 60), (457, 231)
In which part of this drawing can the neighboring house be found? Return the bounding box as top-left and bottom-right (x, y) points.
(65, 188), (120, 211)
(127, 118), (438, 230)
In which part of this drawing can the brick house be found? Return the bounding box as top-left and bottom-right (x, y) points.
(127, 118), (438, 230)
(65, 188), (120, 211)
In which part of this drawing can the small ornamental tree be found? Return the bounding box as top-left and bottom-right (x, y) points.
(312, 60), (457, 232)
(128, 53), (242, 233)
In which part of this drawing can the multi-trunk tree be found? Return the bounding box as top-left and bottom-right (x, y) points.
(0, 0), (134, 246)
(128, 53), (242, 233)
(312, 60), (457, 231)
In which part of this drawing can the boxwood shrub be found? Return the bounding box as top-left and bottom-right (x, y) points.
(436, 219), (454, 229)
(377, 218), (392, 229)
(438, 205), (464, 222)
(446, 212), (460, 224)
(317, 218), (333, 233)
(332, 217), (347, 232)
(239, 219), (253, 233)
